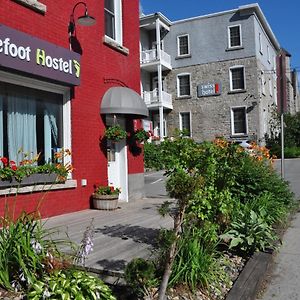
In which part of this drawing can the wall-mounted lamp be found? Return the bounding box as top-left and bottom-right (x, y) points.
(68, 1), (96, 49)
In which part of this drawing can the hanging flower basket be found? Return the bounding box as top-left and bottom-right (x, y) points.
(134, 129), (151, 143)
(104, 125), (127, 142)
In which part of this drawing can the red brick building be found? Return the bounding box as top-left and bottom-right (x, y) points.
(0, 0), (147, 217)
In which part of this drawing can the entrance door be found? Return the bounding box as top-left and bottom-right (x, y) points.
(106, 117), (128, 201)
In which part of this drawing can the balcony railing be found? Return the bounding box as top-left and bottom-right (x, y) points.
(140, 49), (171, 68)
(143, 89), (173, 109)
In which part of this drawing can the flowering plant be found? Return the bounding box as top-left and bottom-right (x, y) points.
(93, 185), (120, 196)
(134, 129), (151, 143)
(0, 149), (73, 183)
(104, 125), (127, 142)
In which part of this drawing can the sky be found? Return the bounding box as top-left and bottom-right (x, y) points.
(140, 0), (299, 71)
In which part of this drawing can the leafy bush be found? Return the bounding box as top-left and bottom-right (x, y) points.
(125, 258), (158, 297)
(220, 210), (277, 254)
(143, 142), (165, 170)
(28, 269), (116, 300)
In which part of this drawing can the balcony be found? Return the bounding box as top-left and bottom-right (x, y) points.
(140, 49), (172, 71)
(143, 89), (173, 110)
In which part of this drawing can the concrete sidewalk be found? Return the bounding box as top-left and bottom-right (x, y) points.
(258, 159), (300, 299)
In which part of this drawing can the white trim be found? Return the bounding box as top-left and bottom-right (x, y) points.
(230, 106), (248, 136)
(177, 34), (190, 56)
(228, 24), (242, 48)
(229, 65), (246, 91)
(179, 111), (192, 137)
(267, 45), (271, 63)
(0, 70), (72, 178)
(177, 73), (191, 97)
(260, 70), (266, 96)
(269, 77), (273, 97)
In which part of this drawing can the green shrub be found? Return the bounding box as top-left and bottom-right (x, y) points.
(125, 258), (158, 297)
(28, 269), (116, 300)
(143, 142), (164, 170)
(220, 210), (277, 255)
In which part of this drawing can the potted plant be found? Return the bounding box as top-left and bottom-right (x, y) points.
(104, 125), (127, 142)
(134, 129), (151, 143)
(92, 185), (120, 210)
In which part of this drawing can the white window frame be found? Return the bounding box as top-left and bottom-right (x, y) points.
(228, 24), (242, 48)
(0, 70), (72, 177)
(177, 73), (191, 97)
(179, 111), (192, 137)
(104, 0), (123, 45)
(258, 32), (263, 54)
(230, 106), (248, 136)
(177, 34), (190, 57)
(229, 66), (246, 91)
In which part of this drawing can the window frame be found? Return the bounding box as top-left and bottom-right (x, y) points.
(179, 111), (192, 137)
(229, 66), (246, 92)
(260, 70), (266, 96)
(269, 77), (273, 97)
(104, 0), (123, 45)
(177, 73), (191, 98)
(228, 24), (242, 49)
(258, 32), (263, 54)
(177, 34), (190, 57)
(267, 45), (271, 63)
(230, 106), (248, 136)
(0, 70), (72, 177)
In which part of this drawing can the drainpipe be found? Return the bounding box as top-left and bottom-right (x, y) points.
(156, 18), (164, 141)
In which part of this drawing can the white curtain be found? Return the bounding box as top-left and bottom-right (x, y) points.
(7, 95), (37, 164)
(0, 96), (3, 157)
(44, 102), (58, 163)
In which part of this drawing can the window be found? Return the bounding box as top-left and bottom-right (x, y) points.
(267, 45), (270, 63)
(0, 81), (64, 165)
(177, 34), (190, 56)
(179, 112), (191, 136)
(228, 25), (242, 48)
(229, 66), (245, 91)
(177, 74), (191, 97)
(269, 78), (273, 96)
(260, 71), (266, 95)
(258, 32), (263, 54)
(231, 107), (247, 135)
(104, 0), (122, 44)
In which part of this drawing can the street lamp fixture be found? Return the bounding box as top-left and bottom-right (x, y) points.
(68, 1), (96, 46)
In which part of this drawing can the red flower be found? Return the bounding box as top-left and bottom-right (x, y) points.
(0, 157), (8, 166)
(10, 161), (17, 171)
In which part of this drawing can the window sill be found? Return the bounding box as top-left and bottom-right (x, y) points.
(228, 89), (247, 94)
(12, 0), (46, 14)
(103, 36), (129, 55)
(176, 96), (192, 100)
(230, 134), (248, 138)
(175, 54), (192, 60)
(226, 46), (244, 51)
(0, 179), (77, 196)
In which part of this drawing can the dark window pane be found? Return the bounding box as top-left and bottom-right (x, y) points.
(105, 12), (115, 39)
(179, 36), (189, 55)
(178, 75), (190, 96)
(231, 68), (245, 90)
(180, 112), (191, 136)
(105, 0), (114, 12)
(230, 26), (241, 47)
(233, 108), (246, 134)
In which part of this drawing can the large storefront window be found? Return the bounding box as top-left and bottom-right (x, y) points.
(0, 82), (63, 164)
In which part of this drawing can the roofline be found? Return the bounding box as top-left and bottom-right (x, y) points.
(139, 12), (172, 27)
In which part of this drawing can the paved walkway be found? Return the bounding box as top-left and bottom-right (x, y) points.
(258, 159), (300, 299)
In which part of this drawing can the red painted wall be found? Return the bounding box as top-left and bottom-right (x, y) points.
(0, 0), (143, 218)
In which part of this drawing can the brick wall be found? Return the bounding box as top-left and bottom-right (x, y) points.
(0, 0), (143, 217)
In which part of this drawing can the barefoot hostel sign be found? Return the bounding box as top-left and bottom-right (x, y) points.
(0, 24), (81, 85)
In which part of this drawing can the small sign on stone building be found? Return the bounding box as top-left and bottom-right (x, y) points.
(197, 82), (221, 97)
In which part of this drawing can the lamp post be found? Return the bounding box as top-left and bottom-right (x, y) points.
(68, 1), (96, 50)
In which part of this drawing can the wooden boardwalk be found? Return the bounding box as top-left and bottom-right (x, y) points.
(44, 197), (173, 280)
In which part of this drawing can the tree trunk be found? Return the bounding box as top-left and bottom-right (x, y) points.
(158, 206), (186, 300)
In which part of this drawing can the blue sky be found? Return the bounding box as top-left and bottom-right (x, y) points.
(140, 1), (299, 70)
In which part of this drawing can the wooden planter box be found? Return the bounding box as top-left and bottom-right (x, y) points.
(0, 173), (58, 189)
(92, 194), (119, 210)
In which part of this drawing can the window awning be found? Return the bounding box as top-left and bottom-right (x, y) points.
(101, 87), (149, 119)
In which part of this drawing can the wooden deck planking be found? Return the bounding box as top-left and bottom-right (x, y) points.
(44, 197), (173, 275)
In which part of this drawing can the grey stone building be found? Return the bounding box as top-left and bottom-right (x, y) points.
(140, 4), (283, 144)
